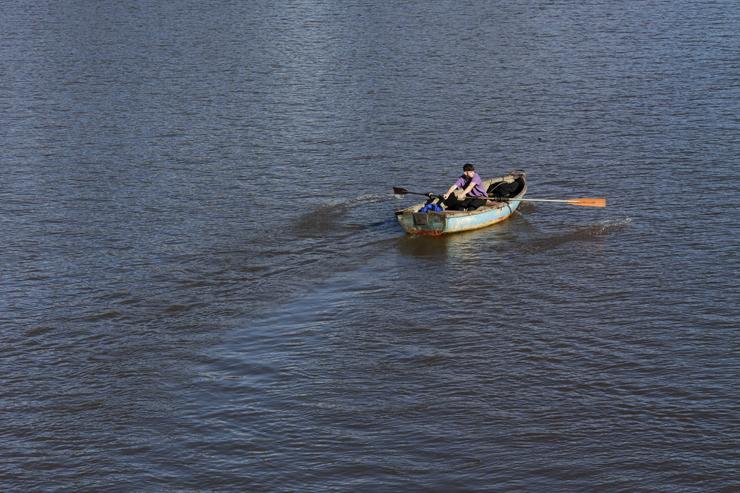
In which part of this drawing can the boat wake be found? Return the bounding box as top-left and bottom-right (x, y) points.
(290, 194), (392, 237)
(522, 218), (632, 253)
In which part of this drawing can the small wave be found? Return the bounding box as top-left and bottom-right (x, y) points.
(25, 326), (54, 337)
(589, 217), (633, 234)
(164, 303), (200, 314)
(83, 310), (123, 322)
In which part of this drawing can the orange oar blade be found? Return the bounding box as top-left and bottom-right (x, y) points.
(567, 197), (606, 208)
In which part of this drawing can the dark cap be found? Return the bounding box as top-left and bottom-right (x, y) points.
(463, 163), (475, 172)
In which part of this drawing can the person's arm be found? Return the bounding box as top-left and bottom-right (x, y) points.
(461, 181), (477, 196)
(443, 176), (466, 199)
(442, 183), (458, 199)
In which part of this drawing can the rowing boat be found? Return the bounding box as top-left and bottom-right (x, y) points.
(395, 171), (527, 236)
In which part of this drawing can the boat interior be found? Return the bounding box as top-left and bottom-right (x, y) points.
(396, 171), (527, 215)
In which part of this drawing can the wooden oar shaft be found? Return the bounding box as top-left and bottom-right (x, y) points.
(495, 197), (606, 207)
(501, 198), (571, 203)
(394, 187), (605, 207)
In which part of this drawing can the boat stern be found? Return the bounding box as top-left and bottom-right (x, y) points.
(395, 209), (447, 236)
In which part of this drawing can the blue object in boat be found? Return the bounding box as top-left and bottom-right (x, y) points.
(418, 203), (443, 213)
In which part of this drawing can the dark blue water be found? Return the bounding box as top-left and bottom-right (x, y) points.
(2, 1), (738, 491)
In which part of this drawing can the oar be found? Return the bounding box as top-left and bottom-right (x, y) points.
(393, 187), (606, 207)
(393, 187), (438, 198)
(501, 197), (606, 208)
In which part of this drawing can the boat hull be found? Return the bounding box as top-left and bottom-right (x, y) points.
(395, 172), (526, 236)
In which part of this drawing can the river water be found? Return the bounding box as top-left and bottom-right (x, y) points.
(1, 1), (738, 491)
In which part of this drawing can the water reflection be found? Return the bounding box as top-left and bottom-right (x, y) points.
(396, 213), (529, 260)
(396, 234), (450, 259)
(394, 212), (633, 261)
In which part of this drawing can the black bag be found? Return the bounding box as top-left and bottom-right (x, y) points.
(487, 180), (520, 199)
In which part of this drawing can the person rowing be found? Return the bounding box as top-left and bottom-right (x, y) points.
(441, 163), (488, 210)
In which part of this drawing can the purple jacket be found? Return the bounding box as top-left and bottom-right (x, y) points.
(454, 173), (487, 197)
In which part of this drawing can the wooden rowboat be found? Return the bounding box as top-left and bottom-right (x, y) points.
(395, 171), (527, 236)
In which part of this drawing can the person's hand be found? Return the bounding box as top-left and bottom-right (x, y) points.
(442, 193), (449, 200)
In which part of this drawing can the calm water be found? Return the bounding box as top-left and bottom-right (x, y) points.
(1, 1), (738, 491)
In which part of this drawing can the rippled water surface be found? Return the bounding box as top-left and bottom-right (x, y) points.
(2, 1), (738, 491)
